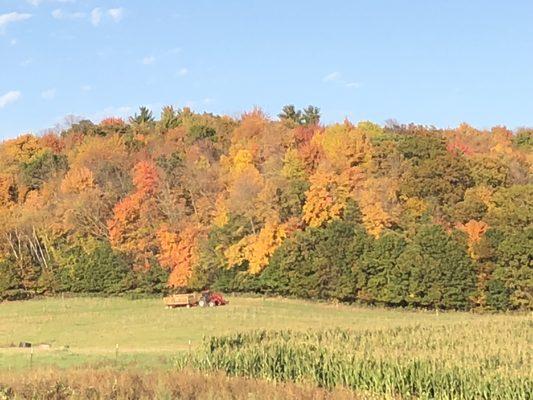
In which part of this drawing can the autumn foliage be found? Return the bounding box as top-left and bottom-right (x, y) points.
(0, 107), (530, 310)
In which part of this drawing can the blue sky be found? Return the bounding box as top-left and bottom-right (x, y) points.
(1, 0), (532, 140)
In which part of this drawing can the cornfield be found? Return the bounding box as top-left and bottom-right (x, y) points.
(176, 319), (532, 399)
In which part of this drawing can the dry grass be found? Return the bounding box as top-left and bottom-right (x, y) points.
(0, 368), (365, 400)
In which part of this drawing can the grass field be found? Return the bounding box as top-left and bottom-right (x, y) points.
(0, 296), (531, 399)
(0, 295), (529, 371)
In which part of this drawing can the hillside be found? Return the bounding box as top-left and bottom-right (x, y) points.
(0, 106), (531, 310)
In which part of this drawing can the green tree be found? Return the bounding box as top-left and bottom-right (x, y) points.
(469, 155), (510, 188)
(513, 128), (532, 150)
(278, 105), (302, 125)
(0, 258), (26, 300)
(188, 124), (217, 141)
(491, 228), (532, 309)
(262, 221), (369, 301)
(63, 241), (131, 294)
(130, 106), (154, 125)
(486, 185), (533, 232)
(301, 105), (320, 126)
(396, 225), (476, 309)
(159, 106), (181, 131)
(400, 153), (473, 207)
(356, 232), (407, 305)
(20, 150), (68, 190)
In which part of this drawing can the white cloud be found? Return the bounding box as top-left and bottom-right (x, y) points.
(90, 8), (102, 26)
(323, 71), (340, 82)
(51, 9), (85, 20)
(142, 55), (155, 65)
(177, 67), (188, 76)
(41, 88), (56, 100)
(0, 91), (21, 108)
(323, 71), (361, 90)
(203, 97), (214, 105)
(10, 38), (17, 46)
(88, 7), (124, 26)
(20, 58), (33, 67)
(108, 8), (123, 22)
(81, 84), (91, 92)
(0, 12), (32, 33)
(346, 82), (361, 89)
(27, 0), (75, 6)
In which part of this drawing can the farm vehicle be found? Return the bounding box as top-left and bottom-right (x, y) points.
(164, 291), (228, 308)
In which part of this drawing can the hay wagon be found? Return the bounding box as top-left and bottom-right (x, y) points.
(163, 293), (202, 308)
(163, 291), (228, 308)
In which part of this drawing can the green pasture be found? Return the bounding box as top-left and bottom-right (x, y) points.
(0, 296), (528, 370)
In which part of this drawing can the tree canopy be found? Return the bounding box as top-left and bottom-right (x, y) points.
(0, 105), (530, 310)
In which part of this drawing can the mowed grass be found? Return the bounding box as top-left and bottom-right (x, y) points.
(0, 295), (529, 370)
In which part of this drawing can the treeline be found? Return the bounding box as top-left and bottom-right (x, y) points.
(0, 106), (531, 310)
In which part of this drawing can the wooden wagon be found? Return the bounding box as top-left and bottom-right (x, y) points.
(163, 293), (202, 308)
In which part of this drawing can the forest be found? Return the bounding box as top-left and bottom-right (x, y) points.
(0, 105), (531, 311)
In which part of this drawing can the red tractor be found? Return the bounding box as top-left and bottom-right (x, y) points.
(198, 291), (228, 307)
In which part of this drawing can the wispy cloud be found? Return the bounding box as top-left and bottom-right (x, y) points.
(142, 55), (155, 65)
(51, 9), (85, 20)
(41, 88), (56, 100)
(90, 8), (102, 26)
(323, 71), (361, 89)
(20, 58), (33, 67)
(345, 82), (361, 89)
(89, 7), (124, 27)
(10, 38), (17, 46)
(81, 84), (92, 92)
(27, 0), (75, 6)
(0, 91), (21, 108)
(0, 12), (32, 33)
(177, 67), (188, 76)
(108, 8), (123, 22)
(322, 71), (341, 82)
